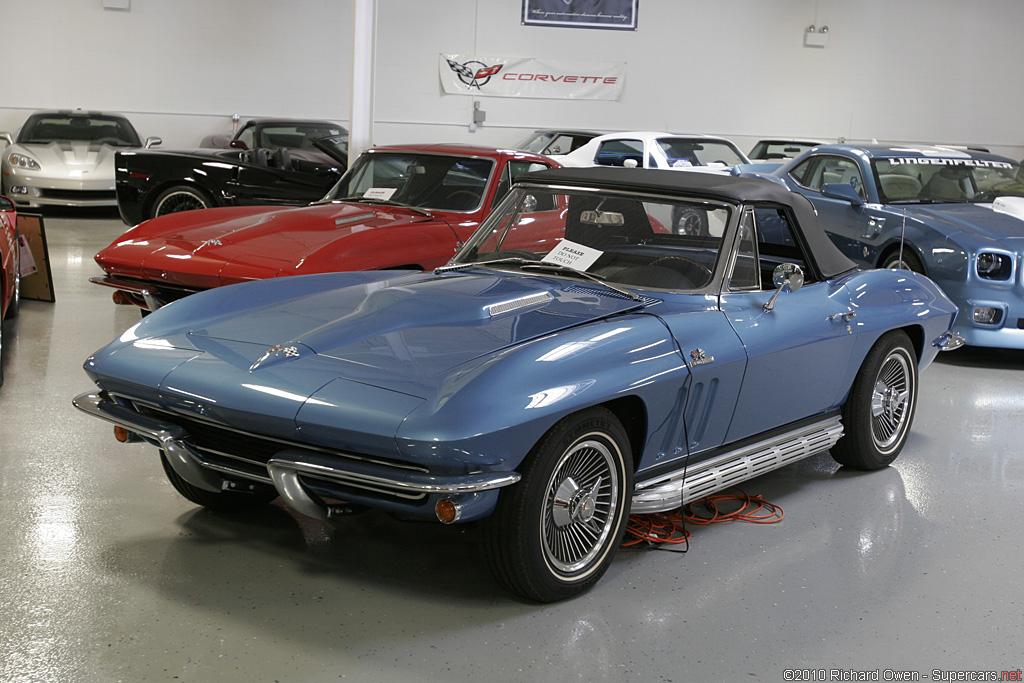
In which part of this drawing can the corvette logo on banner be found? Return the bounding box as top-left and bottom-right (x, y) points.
(439, 54), (626, 100)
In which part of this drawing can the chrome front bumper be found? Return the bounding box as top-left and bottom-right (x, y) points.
(934, 331), (966, 352)
(89, 275), (170, 311)
(73, 391), (521, 521)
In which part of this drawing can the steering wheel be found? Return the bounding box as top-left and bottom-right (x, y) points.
(445, 190), (481, 208)
(649, 256), (712, 288)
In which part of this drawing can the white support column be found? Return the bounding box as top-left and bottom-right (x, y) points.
(349, 0), (376, 165)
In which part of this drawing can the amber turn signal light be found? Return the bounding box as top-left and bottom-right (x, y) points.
(435, 498), (462, 524)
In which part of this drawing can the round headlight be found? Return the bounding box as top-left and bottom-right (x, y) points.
(977, 253), (998, 274)
(976, 252), (1010, 279)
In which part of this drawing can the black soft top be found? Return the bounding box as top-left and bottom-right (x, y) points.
(520, 167), (857, 279)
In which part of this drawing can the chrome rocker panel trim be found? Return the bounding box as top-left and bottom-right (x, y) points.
(73, 391), (522, 520)
(630, 415), (844, 514)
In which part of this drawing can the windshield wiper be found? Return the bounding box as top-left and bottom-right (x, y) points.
(434, 257), (542, 274)
(519, 262), (641, 301)
(435, 258), (641, 301)
(315, 195), (434, 218)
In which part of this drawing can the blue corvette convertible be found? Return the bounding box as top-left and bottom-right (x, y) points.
(75, 168), (962, 601)
(772, 144), (1024, 348)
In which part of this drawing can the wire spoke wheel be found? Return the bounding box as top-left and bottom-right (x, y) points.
(832, 330), (918, 470)
(481, 407), (632, 602)
(543, 437), (619, 574)
(870, 352), (912, 451)
(152, 185), (213, 219)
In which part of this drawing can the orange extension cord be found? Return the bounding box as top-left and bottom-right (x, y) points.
(622, 487), (785, 548)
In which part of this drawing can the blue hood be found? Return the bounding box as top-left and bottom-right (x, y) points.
(907, 203), (1024, 242)
(184, 271), (648, 397)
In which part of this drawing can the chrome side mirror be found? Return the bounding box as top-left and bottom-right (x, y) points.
(144, 136), (162, 148)
(763, 263), (804, 312)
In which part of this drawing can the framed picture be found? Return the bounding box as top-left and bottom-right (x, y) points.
(522, 0), (638, 30)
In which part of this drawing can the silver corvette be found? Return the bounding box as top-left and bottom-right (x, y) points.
(1, 110), (160, 209)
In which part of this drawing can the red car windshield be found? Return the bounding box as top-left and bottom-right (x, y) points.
(325, 152), (495, 212)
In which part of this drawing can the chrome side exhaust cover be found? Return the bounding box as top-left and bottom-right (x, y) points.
(631, 416), (844, 514)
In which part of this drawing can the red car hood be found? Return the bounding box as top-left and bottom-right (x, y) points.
(95, 202), (447, 289)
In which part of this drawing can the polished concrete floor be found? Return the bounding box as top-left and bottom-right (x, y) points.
(1, 210), (1023, 682)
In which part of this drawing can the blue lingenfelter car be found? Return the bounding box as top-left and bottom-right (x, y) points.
(772, 144), (1024, 348)
(74, 167), (962, 602)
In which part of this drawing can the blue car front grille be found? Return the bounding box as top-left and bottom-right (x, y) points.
(133, 405), (430, 502)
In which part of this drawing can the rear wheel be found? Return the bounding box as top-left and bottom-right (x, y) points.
(481, 407), (633, 602)
(832, 330), (918, 470)
(160, 452), (277, 511)
(151, 185), (215, 219)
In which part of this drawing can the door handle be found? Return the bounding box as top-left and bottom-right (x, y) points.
(828, 311), (856, 323)
(863, 217), (885, 239)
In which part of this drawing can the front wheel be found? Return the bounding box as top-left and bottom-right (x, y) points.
(481, 407), (633, 602)
(832, 330), (918, 470)
(880, 249), (924, 274)
(150, 185), (215, 219)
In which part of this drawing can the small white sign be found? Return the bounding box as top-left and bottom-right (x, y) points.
(18, 234), (37, 277)
(542, 239), (603, 271)
(363, 187), (397, 201)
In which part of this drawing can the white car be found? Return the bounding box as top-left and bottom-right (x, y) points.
(1, 110), (160, 209)
(550, 131), (749, 171)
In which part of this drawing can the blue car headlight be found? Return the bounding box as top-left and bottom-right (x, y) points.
(976, 252), (1012, 280)
(8, 152), (39, 170)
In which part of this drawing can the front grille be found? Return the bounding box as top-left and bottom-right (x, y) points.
(39, 188), (116, 201)
(134, 404), (429, 502)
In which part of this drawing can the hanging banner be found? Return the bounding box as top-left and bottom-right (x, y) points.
(522, 0), (638, 30)
(439, 54), (626, 100)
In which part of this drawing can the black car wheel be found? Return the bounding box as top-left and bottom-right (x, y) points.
(482, 407), (632, 602)
(160, 452), (278, 511)
(672, 206), (709, 236)
(151, 185), (215, 219)
(832, 330), (918, 470)
(880, 249), (924, 274)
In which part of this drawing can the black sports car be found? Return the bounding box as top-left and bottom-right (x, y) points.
(114, 127), (348, 225)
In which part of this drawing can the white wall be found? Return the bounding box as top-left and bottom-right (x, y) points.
(2, 0), (1022, 158)
(0, 0), (354, 146)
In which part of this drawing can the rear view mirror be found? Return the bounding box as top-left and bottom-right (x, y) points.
(763, 263), (804, 312)
(821, 182), (863, 207)
(580, 210), (625, 226)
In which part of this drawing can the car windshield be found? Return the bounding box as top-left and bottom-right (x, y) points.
(514, 131), (557, 154)
(656, 139), (746, 168)
(311, 134), (349, 163)
(17, 113), (142, 147)
(873, 156), (1024, 203)
(449, 185), (732, 292)
(255, 123), (347, 150)
(325, 152), (495, 211)
(749, 141), (819, 160)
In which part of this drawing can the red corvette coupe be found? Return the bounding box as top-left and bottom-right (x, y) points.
(1, 194), (19, 385)
(93, 144), (557, 311)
